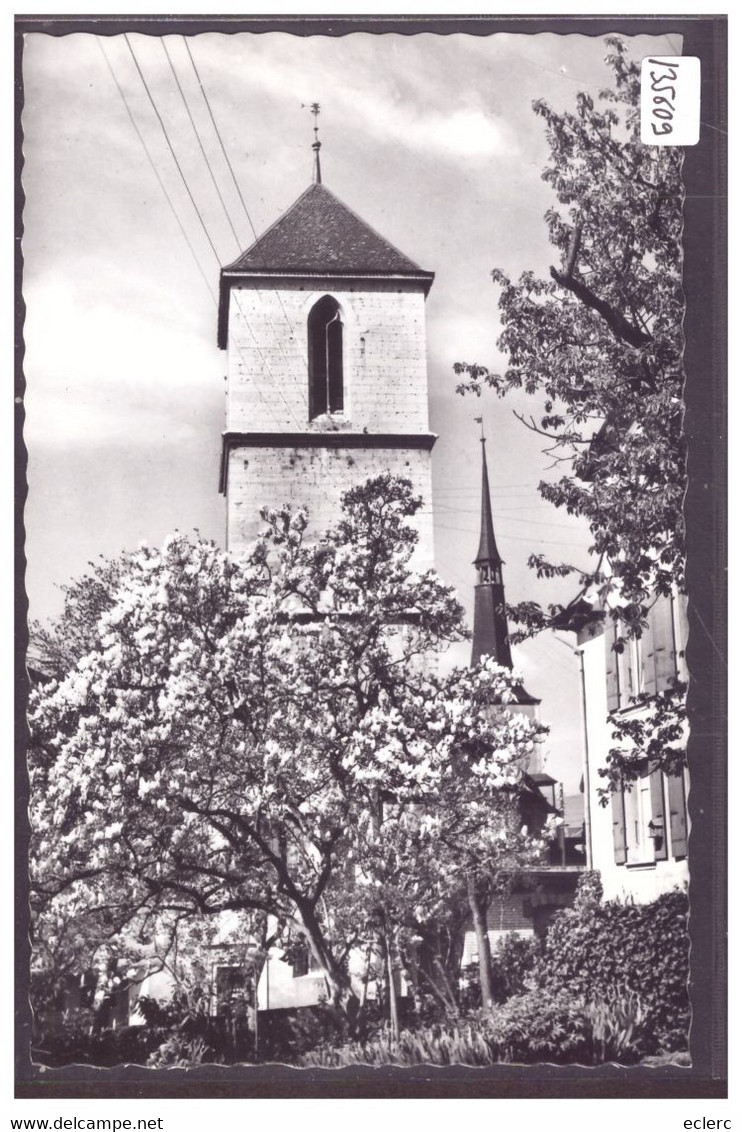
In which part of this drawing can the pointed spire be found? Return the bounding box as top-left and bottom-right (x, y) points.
(470, 420), (539, 705)
(472, 419), (510, 667)
(474, 426), (503, 570)
(310, 101), (322, 184)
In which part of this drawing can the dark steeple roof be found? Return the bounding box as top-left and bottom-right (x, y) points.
(471, 435), (539, 705)
(218, 182), (434, 347)
(224, 183), (430, 276)
(474, 437), (503, 567)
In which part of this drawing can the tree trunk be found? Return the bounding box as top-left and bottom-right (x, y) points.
(416, 919), (464, 1017)
(297, 899), (359, 1019)
(467, 873), (494, 1010)
(385, 933), (400, 1042)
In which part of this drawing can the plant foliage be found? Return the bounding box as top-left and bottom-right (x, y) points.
(300, 991), (648, 1067)
(535, 873), (690, 1051)
(30, 475), (548, 1020)
(455, 38), (685, 640)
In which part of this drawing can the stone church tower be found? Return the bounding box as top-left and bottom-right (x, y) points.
(217, 137), (436, 568)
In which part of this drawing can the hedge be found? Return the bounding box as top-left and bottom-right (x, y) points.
(535, 873), (690, 1051)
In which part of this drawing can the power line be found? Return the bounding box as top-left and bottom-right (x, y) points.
(227, 329), (285, 431)
(234, 288), (309, 410)
(434, 504), (590, 530)
(154, 39), (307, 406)
(160, 38), (243, 252)
(181, 37), (312, 405)
(181, 36), (258, 245)
(124, 32), (222, 269)
(433, 484), (555, 494)
(96, 37), (217, 307)
(434, 522), (592, 549)
(118, 38), (303, 426)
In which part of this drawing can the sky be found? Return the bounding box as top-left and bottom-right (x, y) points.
(21, 27), (680, 792)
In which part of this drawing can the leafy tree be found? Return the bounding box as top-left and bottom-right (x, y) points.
(455, 37), (684, 637)
(455, 38), (686, 784)
(30, 554), (131, 677)
(30, 475), (545, 1018)
(602, 680), (687, 794)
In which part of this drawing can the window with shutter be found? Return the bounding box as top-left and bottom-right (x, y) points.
(648, 596), (677, 692)
(617, 630), (635, 708)
(624, 777), (651, 864)
(667, 771), (688, 858)
(649, 765), (668, 861)
(604, 620), (620, 712)
(641, 615), (657, 696)
(672, 590), (690, 680)
(292, 948), (309, 978)
(611, 787), (627, 864)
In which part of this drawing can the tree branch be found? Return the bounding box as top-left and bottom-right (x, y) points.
(549, 266), (652, 349)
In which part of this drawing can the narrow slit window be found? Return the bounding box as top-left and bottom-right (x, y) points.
(308, 296), (344, 419)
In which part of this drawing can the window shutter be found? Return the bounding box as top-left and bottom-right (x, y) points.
(672, 591), (689, 680)
(617, 633), (634, 707)
(604, 620), (620, 712)
(667, 771), (688, 858)
(649, 597), (676, 692)
(649, 766), (668, 860)
(611, 788), (627, 864)
(641, 619), (657, 696)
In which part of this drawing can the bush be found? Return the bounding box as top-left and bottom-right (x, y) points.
(147, 1034), (222, 1068)
(489, 932), (539, 1003)
(32, 991), (256, 1068)
(300, 990), (649, 1067)
(32, 1018), (166, 1068)
(258, 1002), (388, 1062)
(535, 875), (689, 1052)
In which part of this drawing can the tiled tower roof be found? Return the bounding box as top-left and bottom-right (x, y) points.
(218, 182), (434, 347)
(225, 182), (428, 275)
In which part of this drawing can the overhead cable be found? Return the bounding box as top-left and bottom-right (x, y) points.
(182, 36), (311, 403)
(160, 38), (243, 253)
(96, 37), (217, 306)
(124, 32), (222, 269)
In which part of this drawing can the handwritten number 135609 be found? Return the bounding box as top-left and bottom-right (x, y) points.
(647, 58), (680, 136)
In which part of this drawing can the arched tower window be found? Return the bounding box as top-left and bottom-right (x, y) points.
(308, 296), (344, 419)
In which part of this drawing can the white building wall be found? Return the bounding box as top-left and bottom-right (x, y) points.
(226, 443), (434, 572)
(223, 276), (435, 572)
(580, 624), (689, 904)
(227, 279), (430, 435)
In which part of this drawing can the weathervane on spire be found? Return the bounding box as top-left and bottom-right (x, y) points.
(308, 101), (322, 184)
(474, 415), (486, 442)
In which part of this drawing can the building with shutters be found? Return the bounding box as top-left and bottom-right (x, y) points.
(561, 590), (689, 903)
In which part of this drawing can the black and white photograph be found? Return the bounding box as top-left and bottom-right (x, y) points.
(15, 14), (726, 1100)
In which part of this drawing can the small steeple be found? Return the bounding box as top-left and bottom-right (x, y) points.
(470, 420), (539, 705)
(471, 420), (510, 668)
(310, 101), (322, 184)
(474, 420), (503, 578)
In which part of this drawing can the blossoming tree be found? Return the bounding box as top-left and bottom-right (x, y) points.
(30, 475), (546, 1017)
